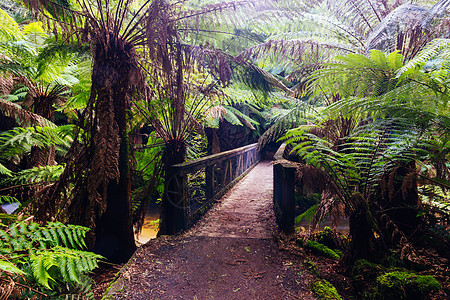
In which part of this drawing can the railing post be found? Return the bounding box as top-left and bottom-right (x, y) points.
(163, 167), (187, 234)
(281, 165), (296, 234)
(273, 144), (296, 234)
(205, 165), (214, 201)
(273, 163), (283, 224)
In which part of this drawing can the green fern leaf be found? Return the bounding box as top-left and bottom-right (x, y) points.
(56, 227), (68, 247)
(67, 256), (80, 283)
(65, 228), (76, 248)
(31, 253), (55, 289)
(0, 259), (25, 275)
(0, 229), (10, 242)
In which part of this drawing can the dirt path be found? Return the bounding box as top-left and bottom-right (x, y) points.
(105, 161), (315, 299)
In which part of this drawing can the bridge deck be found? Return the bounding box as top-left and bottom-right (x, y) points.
(190, 161), (273, 239)
(106, 161), (314, 299)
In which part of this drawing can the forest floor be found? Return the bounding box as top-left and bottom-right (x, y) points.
(99, 161), (322, 299)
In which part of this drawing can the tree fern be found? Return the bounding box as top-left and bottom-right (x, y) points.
(397, 38), (450, 79)
(1, 165), (65, 188)
(0, 98), (55, 127)
(0, 219), (102, 297)
(259, 97), (317, 149)
(0, 125), (73, 161)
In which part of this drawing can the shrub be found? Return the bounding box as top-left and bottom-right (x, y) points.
(306, 240), (340, 260)
(310, 280), (342, 300)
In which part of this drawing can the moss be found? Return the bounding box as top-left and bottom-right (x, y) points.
(295, 204), (318, 224)
(375, 271), (441, 299)
(313, 226), (348, 250)
(309, 280), (342, 300)
(413, 275), (441, 293)
(306, 240), (340, 260)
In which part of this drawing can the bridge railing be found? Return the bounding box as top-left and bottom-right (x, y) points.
(166, 143), (260, 232)
(273, 143), (297, 234)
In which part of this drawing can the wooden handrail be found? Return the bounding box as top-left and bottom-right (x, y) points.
(163, 143), (260, 234)
(170, 143), (258, 174)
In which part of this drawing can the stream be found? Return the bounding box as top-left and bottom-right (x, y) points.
(135, 203), (160, 245)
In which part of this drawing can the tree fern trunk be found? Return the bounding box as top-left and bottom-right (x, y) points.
(88, 32), (137, 263)
(30, 96), (56, 167)
(343, 193), (382, 266)
(93, 129), (136, 263)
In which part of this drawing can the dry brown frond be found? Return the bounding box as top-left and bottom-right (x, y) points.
(0, 99), (54, 127)
(401, 171), (417, 206)
(387, 165), (400, 200)
(0, 76), (13, 95)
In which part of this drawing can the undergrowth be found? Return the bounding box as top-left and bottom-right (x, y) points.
(0, 216), (103, 299)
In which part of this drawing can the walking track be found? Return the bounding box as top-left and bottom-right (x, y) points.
(105, 161), (315, 299)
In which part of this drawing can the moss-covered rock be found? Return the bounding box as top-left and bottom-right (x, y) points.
(315, 226), (335, 247)
(306, 240), (340, 260)
(309, 280), (342, 300)
(375, 271), (441, 300)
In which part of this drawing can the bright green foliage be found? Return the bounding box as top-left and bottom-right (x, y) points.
(0, 125), (73, 159)
(0, 220), (102, 296)
(295, 204), (318, 224)
(282, 45), (450, 226)
(315, 226), (344, 250)
(309, 50), (403, 99)
(375, 271), (441, 299)
(309, 279), (342, 300)
(306, 240), (340, 260)
(259, 97), (316, 149)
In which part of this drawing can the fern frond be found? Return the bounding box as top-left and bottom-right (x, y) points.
(259, 98), (317, 149)
(1, 164), (65, 187)
(0, 125), (72, 160)
(0, 258), (25, 275)
(31, 252), (55, 289)
(397, 38), (450, 78)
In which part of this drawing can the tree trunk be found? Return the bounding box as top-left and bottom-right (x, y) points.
(30, 96), (56, 167)
(343, 193), (381, 266)
(93, 130), (136, 263)
(89, 32), (137, 263)
(381, 161), (421, 236)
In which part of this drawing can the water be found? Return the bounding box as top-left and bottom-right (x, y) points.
(135, 203), (160, 245)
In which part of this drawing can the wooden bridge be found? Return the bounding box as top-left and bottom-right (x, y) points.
(163, 143), (295, 235)
(106, 144), (313, 299)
